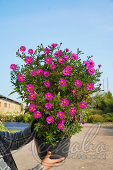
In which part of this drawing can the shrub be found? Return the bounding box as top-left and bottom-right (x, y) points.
(102, 113), (113, 122)
(87, 114), (103, 123)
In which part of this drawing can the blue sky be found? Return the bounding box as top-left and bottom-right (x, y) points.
(0, 0), (113, 103)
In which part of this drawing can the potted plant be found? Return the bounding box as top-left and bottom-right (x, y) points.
(9, 43), (102, 160)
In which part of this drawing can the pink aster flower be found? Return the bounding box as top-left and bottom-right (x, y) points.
(82, 122), (85, 124)
(71, 53), (78, 60)
(28, 49), (33, 54)
(58, 58), (65, 64)
(57, 111), (65, 119)
(20, 46), (26, 52)
(58, 123), (64, 130)
(54, 51), (62, 57)
(46, 116), (54, 124)
(79, 101), (87, 108)
(83, 61), (90, 67)
(44, 71), (49, 77)
(71, 89), (76, 95)
(10, 64), (17, 71)
(61, 99), (69, 106)
(63, 68), (71, 76)
(45, 92), (53, 100)
(63, 55), (68, 60)
(17, 74), (25, 81)
(51, 43), (57, 47)
(26, 84), (34, 91)
(25, 57), (33, 64)
(44, 48), (50, 54)
(86, 83), (94, 90)
(36, 69), (43, 76)
(33, 111), (41, 119)
(30, 70), (36, 76)
(69, 107), (76, 115)
(74, 80), (82, 87)
(65, 48), (69, 52)
(45, 57), (52, 64)
(60, 120), (65, 124)
(88, 67), (95, 75)
(43, 93), (46, 96)
(29, 104), (36, 112)
(44, 81), (50, 87)
(50, 64), (56, 70)
(98, 64), (102, 68)
(59, 78), (66, 86)
(66, 66), (72, 71)
(88, 60), (95, 67)
(28, 92), (36, 100)
(45, 102), (52, 109)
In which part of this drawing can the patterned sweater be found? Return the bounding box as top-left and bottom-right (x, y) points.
(0, 121), (45, 170)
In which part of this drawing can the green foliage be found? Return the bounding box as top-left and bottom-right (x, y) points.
(88, 109), (103, 115)
(102, 113), (113, 122)
(87, 114), (103, 123)
(90, 91), (113, 113)
(0, 121), (9, 131)
(9, 43), (102, 145)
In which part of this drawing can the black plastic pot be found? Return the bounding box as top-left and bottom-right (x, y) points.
(34, 137), (70, 161)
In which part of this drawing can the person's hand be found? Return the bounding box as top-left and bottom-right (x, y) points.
(41, 151), (65, 170)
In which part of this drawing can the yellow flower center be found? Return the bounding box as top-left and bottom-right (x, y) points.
(12, 66), (14, 68)
(61, 81), (63, 84)
(38, 71), (41, 73)
(47, 59), (50, 62)
(22, 48), (24, 50)
(56, 52), (58, 54)
(28, 59), (30, 62)
(48, 95), (50, 98)
(36, 113), (39, 116)
(74, 55), (76, 58)
(82, 103), (84, 106)
(60, 125), (62, 127)
(64, 101), (66, 104)
(29, 87), (31, 89)
(20, 76), (22, 79)
(77, 82), (79, 85)
(88, 85), (91, 88)
(59, 114), (62, 116)
(90, 69), (92, 72)
(30, 94), (33, 97)
(65, 70), (68, 73)
(49, 119), (51, 121)
(46, 82), (48, 85)
(71, 110), (74, 112)
(31, 107), (34, 109)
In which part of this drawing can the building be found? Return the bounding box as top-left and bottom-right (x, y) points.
(0, 95), (21, 113)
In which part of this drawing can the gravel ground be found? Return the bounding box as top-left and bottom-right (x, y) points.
(12, 123), (113, 170)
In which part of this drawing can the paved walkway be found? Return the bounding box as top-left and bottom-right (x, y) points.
(12, 123), (113, 170)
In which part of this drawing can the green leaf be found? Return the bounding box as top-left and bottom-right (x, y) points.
(8, 90), (17, 96)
